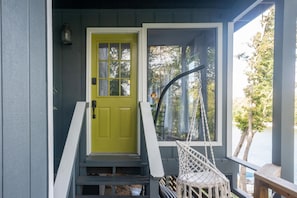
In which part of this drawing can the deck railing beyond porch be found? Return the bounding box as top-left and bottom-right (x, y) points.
(54, 101), (86, 198)
(254, 164), (297, 198)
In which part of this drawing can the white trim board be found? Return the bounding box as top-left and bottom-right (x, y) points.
(85, 28), (143, 155)
(142, 23), (223, 147)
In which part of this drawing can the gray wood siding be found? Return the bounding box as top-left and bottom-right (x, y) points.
(53, 8), (230, 174)
(0, 0), (48, 197)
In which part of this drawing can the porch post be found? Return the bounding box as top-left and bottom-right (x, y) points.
(272, 0), (296, 182)
(0, 0), (49, 197)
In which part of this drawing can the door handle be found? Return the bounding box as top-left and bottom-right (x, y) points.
(92, 100), (96, 119)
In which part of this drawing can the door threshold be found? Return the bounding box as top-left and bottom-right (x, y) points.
(88, 153), (140, 157)
(85, 154), (142, 162)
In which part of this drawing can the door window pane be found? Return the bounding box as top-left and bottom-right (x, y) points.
(110, 79), (119, 96)
(99, 43), (108, 60)
(99, 62), (108, 78)
(121, 79), (130, 96)
(110, 43), (119, 60)
(97, 41), (131, 97)
(99, 79), (108, 96)
(110, 61), (119, 78)
(121, 61), (130, 78)
(121, 43), (131, 60)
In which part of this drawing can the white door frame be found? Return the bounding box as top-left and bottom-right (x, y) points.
(85, 28), (144, 155)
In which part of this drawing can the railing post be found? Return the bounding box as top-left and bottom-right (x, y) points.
(254, 164), (289, 198)
(254, 178), (268, 198)
(150, 177), (160, 198)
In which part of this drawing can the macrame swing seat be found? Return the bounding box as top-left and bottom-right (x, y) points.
(176, 72), (231, 198)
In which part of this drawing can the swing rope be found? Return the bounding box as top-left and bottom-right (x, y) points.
(185, 72), (215, 165)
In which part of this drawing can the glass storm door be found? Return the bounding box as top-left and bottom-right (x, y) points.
(91, 33), (137, 153)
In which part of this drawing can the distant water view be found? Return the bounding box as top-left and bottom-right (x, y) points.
(232, 126), (297, 183)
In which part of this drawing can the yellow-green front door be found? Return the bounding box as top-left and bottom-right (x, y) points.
(91, 33), (137, 154)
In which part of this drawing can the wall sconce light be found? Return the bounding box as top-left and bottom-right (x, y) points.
(61, 23), (72, 45)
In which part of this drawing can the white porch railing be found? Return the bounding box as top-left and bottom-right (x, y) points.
(54, 101), (86, 198)
(139, 101), (164, 178)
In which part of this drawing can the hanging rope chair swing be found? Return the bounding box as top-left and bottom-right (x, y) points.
(175, 70), (231, 198)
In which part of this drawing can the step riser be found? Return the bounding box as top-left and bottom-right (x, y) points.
(87, 167), (143, 175)
(77, 156), (150, 197)
(79, 184), (147, 197)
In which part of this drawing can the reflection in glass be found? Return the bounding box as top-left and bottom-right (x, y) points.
(121, 62), (130, 78)
(99, 43), (108, 60)
(110, 62), (119, 78)
(110, 79), (119, 96)
(97, 41), (131, 97)
(121, 43), (131, 60)
(121, 79), (130, 96)
(99, 62), (108, 78)
(99, 79), (108, 96)
(110, 43), (119, 60)
(147, 28), (217, 142)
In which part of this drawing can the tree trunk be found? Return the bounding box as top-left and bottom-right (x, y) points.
(239, 109), (256, 193)
(239, 165), (247, 191)
(233, 130), (247, 157)
(239, 130), (256, 193)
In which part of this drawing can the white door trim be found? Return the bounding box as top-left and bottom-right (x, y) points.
(86, 28), (143, 155)
(47, 0), (54, 197)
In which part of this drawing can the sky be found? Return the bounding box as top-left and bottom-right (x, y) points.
(233, 15), (262, 98)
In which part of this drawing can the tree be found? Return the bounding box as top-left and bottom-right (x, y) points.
(233, 6), (274, 192)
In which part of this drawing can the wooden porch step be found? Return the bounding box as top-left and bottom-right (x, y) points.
(77, 175), (150, 186)
(81, 156), (148, 176)
(81, 155), (146, 167)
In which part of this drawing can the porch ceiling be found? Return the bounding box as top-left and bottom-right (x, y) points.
(53, 0), (238, 9)
(53, 0), (275, 27)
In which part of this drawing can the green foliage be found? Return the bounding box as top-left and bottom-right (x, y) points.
(234, 7), (274, 133)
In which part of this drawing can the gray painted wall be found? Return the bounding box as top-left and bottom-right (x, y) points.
(0, 0), (48, 197)
(53, 8), (232, 174)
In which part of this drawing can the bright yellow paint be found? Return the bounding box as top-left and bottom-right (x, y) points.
(91, 33), (138, 153)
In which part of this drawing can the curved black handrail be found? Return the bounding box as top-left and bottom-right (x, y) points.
(153, 65), (205, 125)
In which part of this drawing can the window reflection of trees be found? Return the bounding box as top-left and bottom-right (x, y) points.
(147, 29), (217, 142)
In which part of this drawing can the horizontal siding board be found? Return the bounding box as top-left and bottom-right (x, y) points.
(118, 10), (137, 27)
(173, 10), (192, 22)
(99, 10), (118, 26)
(135, 10), (155, 25)
(81, 13), (100, 28)
(154, 10), (174, 22)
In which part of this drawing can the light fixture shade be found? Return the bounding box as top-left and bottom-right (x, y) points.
(61, 23), (72, 45)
